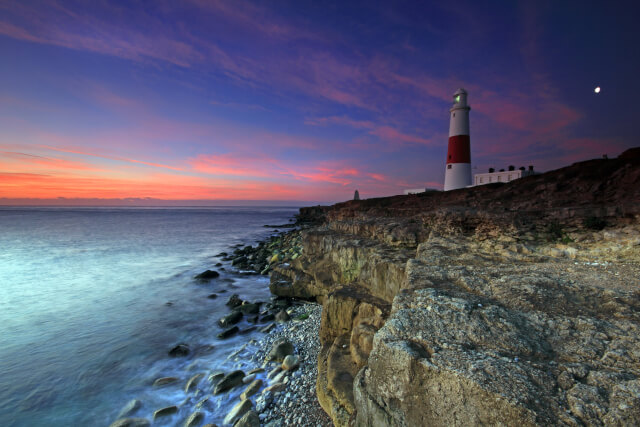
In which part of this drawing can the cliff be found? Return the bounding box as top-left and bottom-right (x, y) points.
(271, 148), (640, 426)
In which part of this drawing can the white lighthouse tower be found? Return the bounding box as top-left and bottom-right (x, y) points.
(444, 88), (472, 191)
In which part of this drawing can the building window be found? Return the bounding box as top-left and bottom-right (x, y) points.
(453, 113), (456, 117)
(447, 164), (452, 169)
(479, 177), (483, 183)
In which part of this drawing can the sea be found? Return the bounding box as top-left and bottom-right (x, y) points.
(0, 206), (300, 426)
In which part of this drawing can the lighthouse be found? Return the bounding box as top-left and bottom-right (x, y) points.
(444, 88), (472, 191)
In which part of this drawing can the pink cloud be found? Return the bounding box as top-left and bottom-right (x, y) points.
(0, 151), (101, 171)
(285, 166), (360, 186)
(37, 145), (183, 171)
(369, 126), (435, 146)
(307, 115), (436, 146)
(191, 152), (363, 186)
(190, 153), (276, 177)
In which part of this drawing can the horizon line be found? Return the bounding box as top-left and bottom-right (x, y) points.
(0, 197), (336, 207)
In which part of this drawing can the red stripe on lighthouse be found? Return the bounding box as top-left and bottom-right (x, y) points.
(446, 135), (470, 164)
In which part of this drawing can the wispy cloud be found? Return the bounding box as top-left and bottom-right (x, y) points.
(0, 3), (204, 68)
(0, 150), (101, 171)
(307, 115), (436, 146)
(37, 145), (184, 171)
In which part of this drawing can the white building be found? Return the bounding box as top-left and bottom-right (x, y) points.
(403, 188), (427, 195)
(473, 166), (536, 186)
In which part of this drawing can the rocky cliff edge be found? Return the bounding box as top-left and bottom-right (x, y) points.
(271, 148), (640, 426)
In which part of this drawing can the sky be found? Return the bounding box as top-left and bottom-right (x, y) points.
(0, 0), (638, 205)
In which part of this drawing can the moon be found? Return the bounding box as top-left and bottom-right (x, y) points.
(594, 86), (601, 93)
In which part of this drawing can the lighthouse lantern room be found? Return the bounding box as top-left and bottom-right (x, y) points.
(444, 88), (472, 191)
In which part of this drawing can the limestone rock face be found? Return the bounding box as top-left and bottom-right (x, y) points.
(352, 236), (640, 426)
(277, 149), (640, 426)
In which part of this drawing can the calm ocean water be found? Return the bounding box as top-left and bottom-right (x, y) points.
(0, 206), (299, 426)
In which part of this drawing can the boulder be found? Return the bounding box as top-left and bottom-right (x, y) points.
(232, 256), (248, 267)
(108, 418), (150, 427)
(213, 370), (245, 394)
(153, 377), (179, 387)
(218, 311), (243, 327)
(266, 339), (294, 362)
(116, 399), (142, 418)
(194, 270), (219, 281)
(275, 310), (291, 322)
(194, 396), (216, 412)
(183, 411), (204, 427)
(272, 370), (288, 384)
(282, 355), (300, 370)
(237, 302), (260, 314)
(267, 366), (281, 380)
(168, 344), (190, 357)
(264, 382), (286, 393)
(208, 371), (225, 385)
(240, 379), (263, 400)
(226, 294), (243, 308)
(242, 374), (256, 384)
(234, 410), (260, 427)
(223, 399), (253, 425)
(152, 406), (178, 420)
(184, 373), (205, 393)
(206, 293), (218, 299)
(217, 326), (239, 339)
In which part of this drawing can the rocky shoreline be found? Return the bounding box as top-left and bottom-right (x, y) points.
(111, 148), (640, 427)
(109, 223), (330, 427)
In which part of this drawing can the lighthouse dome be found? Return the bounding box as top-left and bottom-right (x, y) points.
(454, 88), (467, 96)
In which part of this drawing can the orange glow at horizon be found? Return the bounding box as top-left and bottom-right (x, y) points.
(0, 145), (405, 202)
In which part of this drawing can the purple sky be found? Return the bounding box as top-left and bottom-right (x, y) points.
(1, 0), (637, 204)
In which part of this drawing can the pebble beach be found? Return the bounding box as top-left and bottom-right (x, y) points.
(245, 302), (331, 427)
(109, 224), (332, 427)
